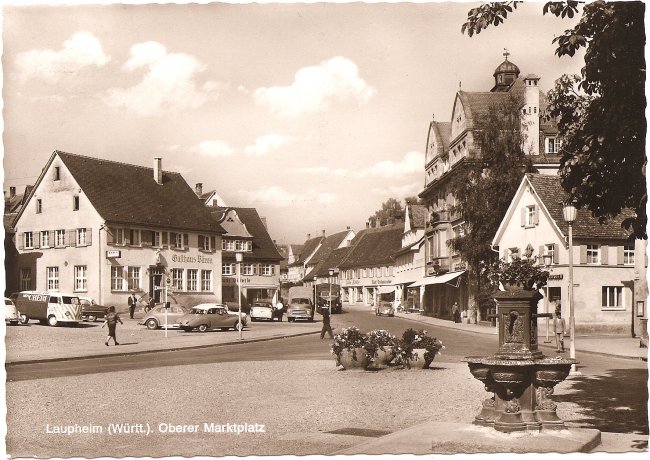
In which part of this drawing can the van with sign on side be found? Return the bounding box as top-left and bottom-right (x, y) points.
(14, 291), (82, 327)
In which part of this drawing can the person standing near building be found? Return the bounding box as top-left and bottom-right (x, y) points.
(320, 303), (334, 339)
(274, 298), (284, 321)
(128, 293), (138, 319)
(102, 306), (123, 346)
(452, 302), (461, 323)
(553, 311), (566, 352)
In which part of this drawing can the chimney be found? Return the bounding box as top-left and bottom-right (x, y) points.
(195, 183), (203, 197)
(307, 233), (311, 240)
(347, 226), (350, 230)
(366, 222), (370, 229)
(153, 158), (163, 185)
(9, 186), (16, 198)
(322, 229), (326, 237)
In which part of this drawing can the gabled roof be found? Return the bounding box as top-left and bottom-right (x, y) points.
(308, 230), (353, 265)
(211, 207), (283, 261)
(526, 174), (633, 240)
(212, 209), (253, 238)
(338, 223), (403, 269)
(289, 236), (324, 267)
(304, 246), (353, 281)
(20, 151), (225, 233)
(4, 185), (31, 214)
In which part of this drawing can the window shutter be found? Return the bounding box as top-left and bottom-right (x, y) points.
(533, 206), (539, 225)
(538, 245), (544, 260)
(141, 231), (152, 247)
(520, 208), (526, 227)
(198, 235), (204, 249)
(617, 246), (624, 265)
(124, 230), (130, 246)
(183, 233), (189, 249)
(170, 232), (177, 247)
(105, 227), (114, 245)
(33, 232), (40, 249)
(601, 245), (609, 265)
(18, 233), (24, 250)
(67, 229), (75, 247)
(553, 244), (559, 264)
(579, 245), (587, 264)
(49, 230), (55, 246)
(211, 236), (216, 252)
(162, 231), (168, 247)
(86, 228), (92, 246)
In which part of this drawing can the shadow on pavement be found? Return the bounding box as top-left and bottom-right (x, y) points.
(554, 367), (648, 438)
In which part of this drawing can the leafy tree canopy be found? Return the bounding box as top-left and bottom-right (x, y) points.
(462, 1), (647, 239)
(369, 197), (404, 226)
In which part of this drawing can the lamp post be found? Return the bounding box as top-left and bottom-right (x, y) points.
(542, 253), (553, 344)
(328, 268), (335, 313)
(236, 252), (244, 340)
(562, 201), (578, 373)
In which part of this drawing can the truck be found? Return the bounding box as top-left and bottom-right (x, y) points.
(286, 286), (314, 322)
(315, 283), (342, 314)
(14, 291), (82, 326)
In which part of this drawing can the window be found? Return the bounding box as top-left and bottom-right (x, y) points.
(243, 264), (255, 276)
(24, 232), (34, 249)
(111, 267), (124, 291)
(587, 245), (600, 264)
(261, 264), (274, 276)
(114, 228), (124, 245)
(187, 269), (198, 291)
(171, 268), (184, 291)
(222, 264), (235, 276)
(545, 244), (556, 264)
(173, 233), (184, 249)
(73, 196), (79, 211)
(127, 267), (140, 290)
(200, 235), (211, 251)
(201, 270), (212, 291)
(74, 265), (87, 291)
(129, 229), (141, 246)
(41, 231), (50, 248)
(54, 166), (60, 181)
(624, 245), (635, 265)
(545, 137), (560, 154)
(77, 228), (87, 246)
(246, 241), (252, 252)
(36, 199), (42, 214)
(602, 286), (624, 309)
(20, 268), (32, 291)
(47, 267), (59, 290)
(525, 205), (537, 227)
(152, 231), (162, 248)
(55, 230), (65, 247)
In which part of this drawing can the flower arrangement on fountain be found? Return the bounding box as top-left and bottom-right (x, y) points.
(331, 326), (367, 364)
(362, 329), (396, 367)
(394, 328), (444, 369)
(487, 256), (549, 291)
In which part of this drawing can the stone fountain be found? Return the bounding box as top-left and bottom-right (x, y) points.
(465, 289), (576, 433)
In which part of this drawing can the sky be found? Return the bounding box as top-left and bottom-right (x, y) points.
(1, 1), (584, 244)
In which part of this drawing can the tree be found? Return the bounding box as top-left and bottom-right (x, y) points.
(449, 94), (534, 309)
(462, 1), (647, 239)
(369, 198), (404, 226)
(404, 196), (425, 206)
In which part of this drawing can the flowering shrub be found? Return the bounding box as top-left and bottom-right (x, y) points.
(331, 326), (367, 363)
(487, 257), (549, 290)
(395, 328), (444, 369)
(363, 329), (396, 367)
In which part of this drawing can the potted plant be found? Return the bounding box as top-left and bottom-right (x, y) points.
(331, 326), (367, 369)
(363, 329), (396, 369)
(487, 257), (549, 291)
(394, 328), (444, 369)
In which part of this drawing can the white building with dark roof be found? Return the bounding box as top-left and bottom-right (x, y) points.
(12, 151), (226, 310)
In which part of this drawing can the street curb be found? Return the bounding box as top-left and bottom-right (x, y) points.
(5, 330), (321, 366)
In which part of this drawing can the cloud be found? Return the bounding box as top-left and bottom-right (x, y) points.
(189, 140), (235, 158)
(104, 41), (218, 116)
(244, 134), (297, 156)
(15, 31), (110, 81)
(240, 186), (338, 207)
(253, 56), (375, 117)
(358, 151), (425, 178)
(294, 166), (349, 177)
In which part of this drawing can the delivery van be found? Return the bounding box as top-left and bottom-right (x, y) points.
(14, 291), (82, 326)
(287, 286), (314, 322)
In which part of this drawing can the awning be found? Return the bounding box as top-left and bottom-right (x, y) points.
(376, 285), (396, 295)
(410, 271), (465, 288)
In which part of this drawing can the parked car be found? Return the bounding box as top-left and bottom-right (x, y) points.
(224, 304), (250, 326)
(79, 297), (109, 322)
(138, 305), (189, 330)
(4, 297), (20, 326)
(287, 286), (314, 322)
(176, 304), (243, 332)
(14, 291), (82, 326)
(375, 301), (395, 317)
(250, 300), (281, 322)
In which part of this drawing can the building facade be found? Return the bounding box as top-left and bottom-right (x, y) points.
(392, 205), (427, 311)
(12, 151), (225, 310)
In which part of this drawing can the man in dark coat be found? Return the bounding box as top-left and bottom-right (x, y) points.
(320, 304), (334, 339)
(127, 293), (138, 319)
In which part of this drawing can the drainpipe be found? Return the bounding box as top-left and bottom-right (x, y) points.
(98, 223), (105, 305)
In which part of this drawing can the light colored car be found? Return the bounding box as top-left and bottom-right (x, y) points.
(250, 300), (276, 322)
(4, 297), (20, 325)
(225, 305), (249, 326)
(375, 301), (395, 317)
(139, 305), (189, 330)
(177, 304), (243, 332)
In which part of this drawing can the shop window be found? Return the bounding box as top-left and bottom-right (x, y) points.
(74, 265), (87, 291)
(47, 266), (59, 290)
(20, 268), (32, 291)
(602, 286), (624, 309)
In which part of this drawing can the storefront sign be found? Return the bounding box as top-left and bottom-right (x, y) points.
(548, 274), (564, 280)
(171, 254), (213, 264)
(223, 277), (252, 285)
(342, 280), (360, 286)
(371, 279), (393, 285)
(106, 250), (121, 258)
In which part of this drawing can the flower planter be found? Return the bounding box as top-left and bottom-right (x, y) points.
(336, 348), (366, 370)
(365, 346), (394, 369)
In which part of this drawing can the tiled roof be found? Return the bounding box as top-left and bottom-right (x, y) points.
(527, 174), (633, 240)
(459, 90), (511, 130)
(308, 230), (351, 265)
(289, 236), (324, 267)
(339, 223), (403, 269)
(55, 151), (224, 234)
(433, 122), (452, 152)
(4, 213), (17, 232)
(211, 207), (283, 261)
(304, 246), (352, 281)
(408, 205), (427, 229)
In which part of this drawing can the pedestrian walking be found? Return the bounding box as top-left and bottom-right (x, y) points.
(452, 302), (461, 323)
(320, 304), (334, 339)
(553, 311), (566, 352)
(102, 306), (123, 346)
(127, 293), (138, 319)
(274, 298), (284, 321)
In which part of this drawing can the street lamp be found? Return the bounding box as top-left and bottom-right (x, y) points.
(236, 252), (244, 340)
(562, 201), (578, 373)
(542, 253), (553, 344)
(328, 268), (335, 313)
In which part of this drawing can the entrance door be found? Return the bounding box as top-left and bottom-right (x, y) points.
(149, 266), (165, 303)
